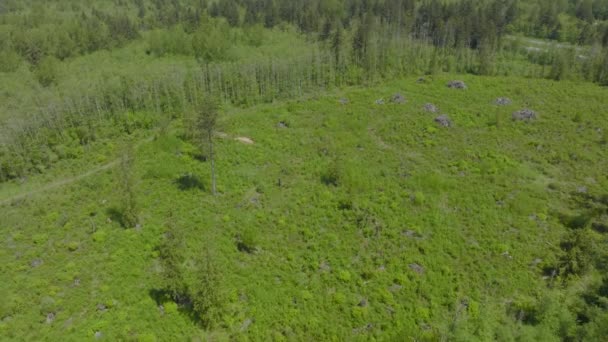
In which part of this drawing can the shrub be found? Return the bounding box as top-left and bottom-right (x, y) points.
(412, 192), (426, 205)
(34, 56), (60, 87)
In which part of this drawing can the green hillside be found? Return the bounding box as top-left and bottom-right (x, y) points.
(2, 75), (607, 340)
(2, 0), (608, 340)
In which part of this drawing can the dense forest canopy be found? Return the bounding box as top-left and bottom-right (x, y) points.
(1, 0), (608, 68)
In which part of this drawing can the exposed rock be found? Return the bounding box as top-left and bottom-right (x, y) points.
(388, 284), (403, 293)
(423, 103), (438, 113)
(447, 80), (467, 89)
(576, 186), (588, 194)
(240, 318), (253, 332)
(495, 97), (512, 106)
(94, 331), (103, 339)
(402, 229), (423, 239)
(277, 121), (288, 128)
(319, 260), (331, 272)
(390, 93), (407, 104)
(31, 259), (43, 268)
(409, 263), (425, 274)
(358, 298), (369, 307)
(339, 98), (349, 105)
(512, 109), (537, 121)
(530, 258), (543, 266)
(46, 312), (55, 324)
(353, 323), (374, 334)
(434, 115), (452, 127)
(235, 137), (255, 144)
(375, 98), (385, 105)
(96, 304), (107, 312)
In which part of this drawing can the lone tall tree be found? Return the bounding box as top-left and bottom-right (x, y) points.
(117, 142), (138, 227)
(195, 96), (219, 195)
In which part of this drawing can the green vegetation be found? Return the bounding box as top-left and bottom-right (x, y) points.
(1, 0), (608, 340)
(1, 75), (607, 340)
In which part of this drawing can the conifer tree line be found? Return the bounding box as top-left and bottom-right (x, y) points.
(1, 0), (608, 181)
(1, 0), (608, 70)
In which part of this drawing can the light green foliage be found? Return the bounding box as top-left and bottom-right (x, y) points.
(0, 49), (22, 73)
(1, 75), (607, 340)
(192, 18), (232, 63)
(34, 56), (60, 86)
(0, 0), (608, 339)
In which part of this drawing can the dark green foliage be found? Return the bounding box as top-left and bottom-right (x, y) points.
(158, 223), (187, 302)
(559, 229), (598, 278)
(191, 249), (225, 328)
(175, 173), (205, 191)
(193, 96), (219, 195)
(331, 22), (343, 66)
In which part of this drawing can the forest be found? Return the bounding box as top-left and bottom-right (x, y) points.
(1, 0), (608, 180)
(1, 0), (608, 340)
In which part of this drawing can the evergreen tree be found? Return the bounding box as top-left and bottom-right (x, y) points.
(194, 96), (219, 195)
(320, 19), (332, 41)
(220, 0), (240, 26)
(117, 142), (138, 228)
(577, 0), (595, 23)
(352, 15), (373, 66)
(263, 0), (279, 28)
(158, 222), (186, 301)
(191, 248), (224, 328)
(331, 22), (343, 66)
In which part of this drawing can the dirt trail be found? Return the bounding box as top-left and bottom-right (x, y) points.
(0, 136), (154, 207)
(0, 160), (120, 206)
(0, 132), (256, 206)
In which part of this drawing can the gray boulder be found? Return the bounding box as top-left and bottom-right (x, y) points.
(495, 97), (512, 105)
(435, 115), (452, 127)
(447, 80), (467, 89)
(423, 103), (438, 113)
(512, 109), (537, 121)
(390, 93), (407, 104)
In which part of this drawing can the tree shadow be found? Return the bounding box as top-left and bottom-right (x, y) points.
(192, 153), (208, 162)
(106, 207), (126, 227)
(148, 288), (200, 325)
(175, 173), (205, 191)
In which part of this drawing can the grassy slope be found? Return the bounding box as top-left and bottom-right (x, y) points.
(1, 74), (607, 340)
